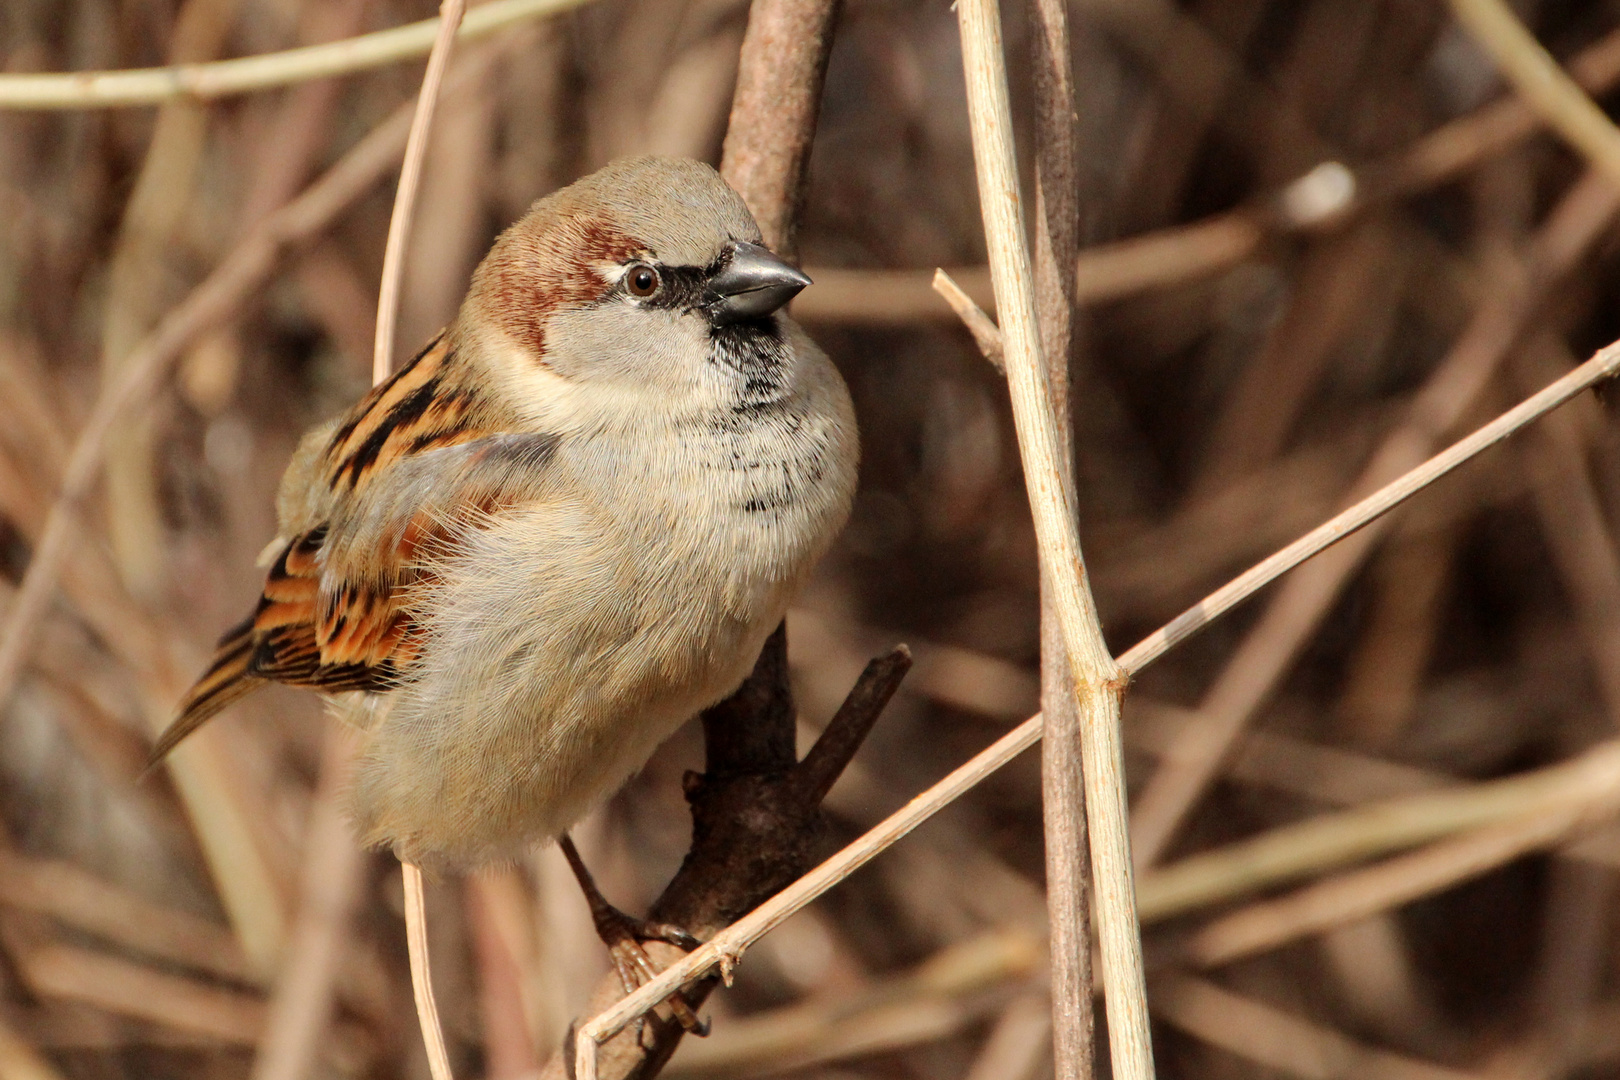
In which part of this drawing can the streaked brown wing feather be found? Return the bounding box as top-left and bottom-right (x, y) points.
(149, 527), (402, 769)
(249, 529), (402, 690)
(146, 617), (263, 767)
(155, 337), (554, 767)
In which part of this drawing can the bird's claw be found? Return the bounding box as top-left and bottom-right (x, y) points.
(595, 906), (707, 1035)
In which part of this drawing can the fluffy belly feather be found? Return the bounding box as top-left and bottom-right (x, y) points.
(347, 499), (791, 869)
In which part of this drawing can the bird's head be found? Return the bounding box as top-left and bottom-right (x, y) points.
(456, 157), (812, 426)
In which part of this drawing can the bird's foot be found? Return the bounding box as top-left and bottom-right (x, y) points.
(558, 833), (707, 1035)
(592, 905), (708, 1036)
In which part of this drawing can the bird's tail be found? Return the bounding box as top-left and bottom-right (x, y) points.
(146, 617), (264, 773)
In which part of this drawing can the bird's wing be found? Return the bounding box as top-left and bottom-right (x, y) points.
(154, 337), (557, 764)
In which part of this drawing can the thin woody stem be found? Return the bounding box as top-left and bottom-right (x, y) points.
(402, 863), (453, 1080)
(0, 0), (590, 110)
(1024, 0), (1095, 1073)
(719, 0), (841, 260)
(375, 3), (467, 1076)
(373, 0), (467, 382)
(954, 1), (1154, 1075)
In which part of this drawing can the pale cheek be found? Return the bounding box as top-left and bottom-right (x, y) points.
(545, 304), (715, 398)
(466, 322), (586, 431)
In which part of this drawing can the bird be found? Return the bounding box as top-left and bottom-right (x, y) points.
(151, 156), (859, 1012)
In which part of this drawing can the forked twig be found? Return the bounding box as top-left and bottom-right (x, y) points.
(0, 0), (590, 110)
(793, 646), (912, 804)
(564, 5), (851, 1077)
(955, 1), (1153, 1074)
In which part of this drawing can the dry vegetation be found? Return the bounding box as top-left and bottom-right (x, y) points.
(5, 0), (1620, 1078)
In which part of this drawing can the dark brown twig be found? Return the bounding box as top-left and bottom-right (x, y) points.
(794, 645), (912, 805)
(544, 630), (909, 1080)
(717, 0), (841, 260)
(1024, 0), (1093, 1075)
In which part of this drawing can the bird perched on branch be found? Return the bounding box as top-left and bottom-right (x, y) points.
(153, 157), (858, 1006)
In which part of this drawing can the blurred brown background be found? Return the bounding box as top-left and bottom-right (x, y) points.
(5, 0), (1620, 1077)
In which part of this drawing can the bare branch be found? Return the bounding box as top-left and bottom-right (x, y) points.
(793, 645), (912, 804)
(719, 0), (841, 258)
(1447, 0), (1620, 188)
(0, 0), (589, 110)
(1023, 0), (1094, 1072)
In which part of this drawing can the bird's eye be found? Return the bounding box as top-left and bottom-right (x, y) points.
(626, 264), (660, 297)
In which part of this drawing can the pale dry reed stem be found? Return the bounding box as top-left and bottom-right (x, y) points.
(374, 0), (466, 382)
(403, 863), (454, 1080)
(0, 0), (590, 110)
(1447, 0), (1620, 189)
(954, 2), (1152, 1075)
(370, 2), (465, 1072)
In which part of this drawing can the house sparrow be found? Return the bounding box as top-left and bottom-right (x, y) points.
(153, 158), (858, 886)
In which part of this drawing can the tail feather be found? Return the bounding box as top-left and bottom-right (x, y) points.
(146, 618), (264, 772)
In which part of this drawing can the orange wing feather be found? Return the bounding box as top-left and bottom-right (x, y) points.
(152, 335), (504, 767)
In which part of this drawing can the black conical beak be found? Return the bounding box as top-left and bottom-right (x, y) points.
(703, 240), (811, 326)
